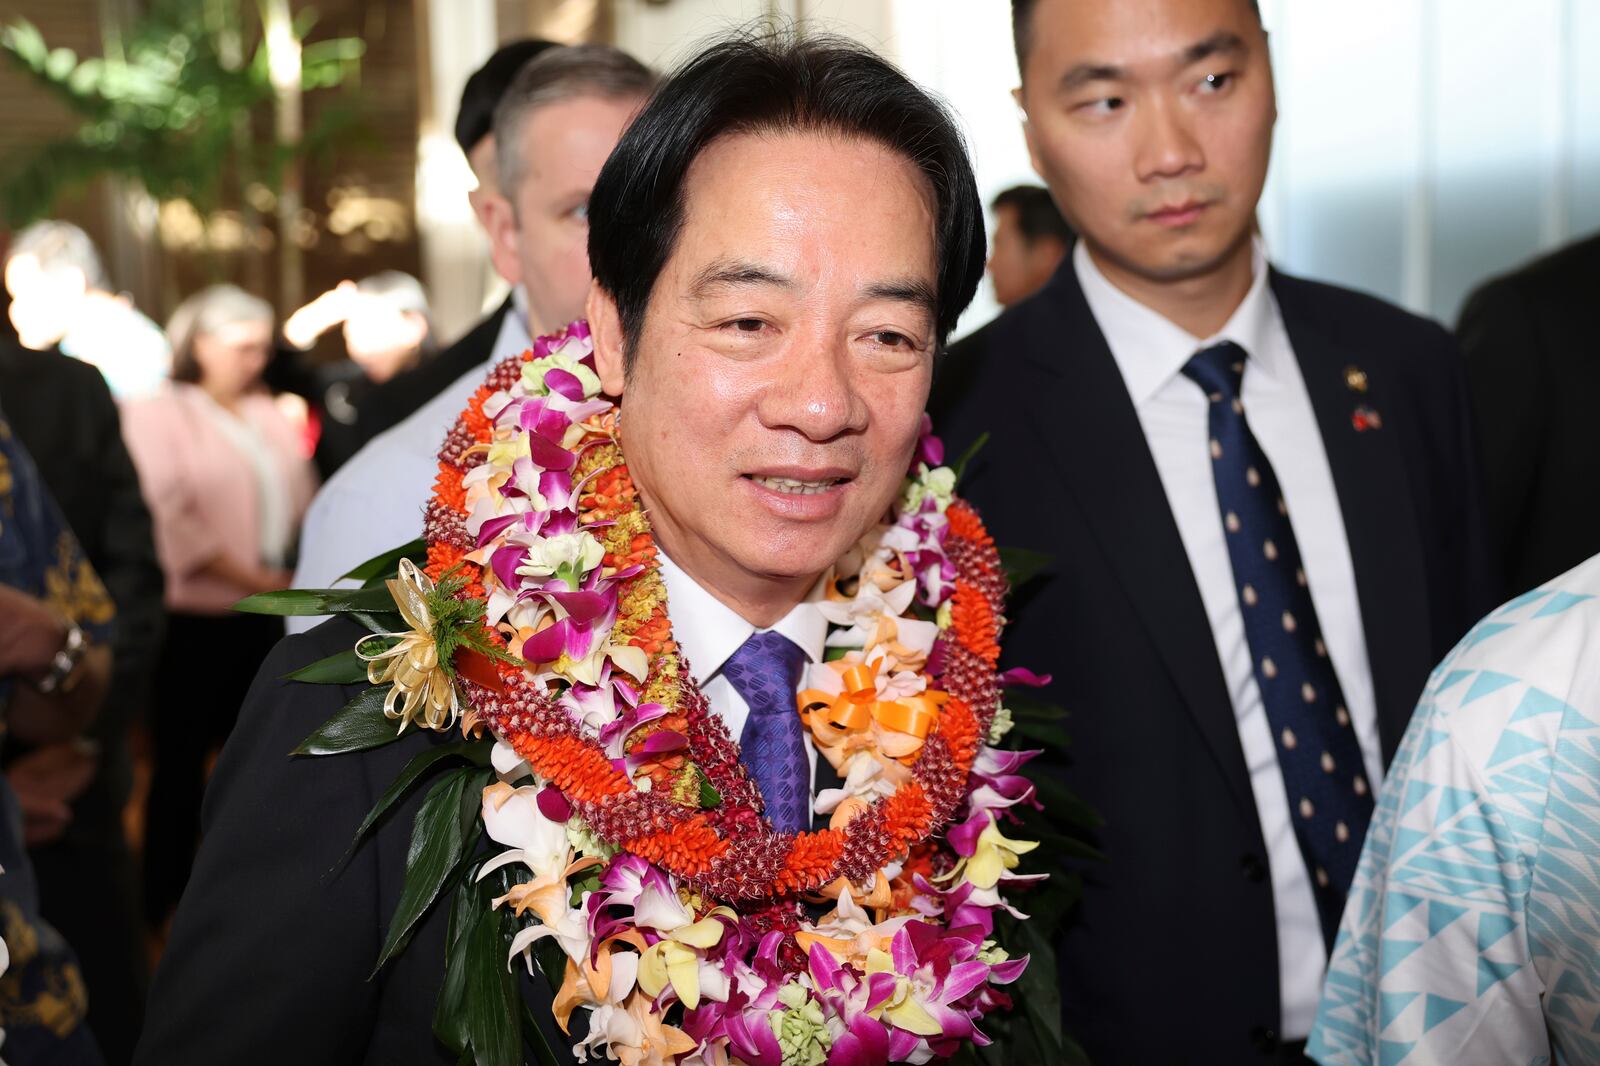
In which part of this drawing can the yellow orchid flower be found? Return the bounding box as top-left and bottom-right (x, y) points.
(863, 948), (943, 1036)
(935, 813), (1039, 891)
(635, 910), (731, 1010)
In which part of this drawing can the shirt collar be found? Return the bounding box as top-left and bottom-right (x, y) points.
(1075, 236), (1283, 406)
(653, 551), (829, 685)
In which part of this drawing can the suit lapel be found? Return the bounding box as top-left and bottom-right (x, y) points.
(1021, 268), (1256, 817)
(1271, 273), (1430, 763)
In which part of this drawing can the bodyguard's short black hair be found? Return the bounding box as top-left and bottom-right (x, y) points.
(587, 32), (985, 359)
(1011, 0), (1261, 70)
(992, 185), (1074, 246)
(454, 38), (560, 155)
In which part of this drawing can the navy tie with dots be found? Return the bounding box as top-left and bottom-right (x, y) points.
(1182, 340), (1375, 950)
(722, 630), (811, 834)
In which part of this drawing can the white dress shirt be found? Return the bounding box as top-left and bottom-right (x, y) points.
(654, 552), (829, 791)
(1075, 240), (1384, 1038)
(287, 291), (532, 632)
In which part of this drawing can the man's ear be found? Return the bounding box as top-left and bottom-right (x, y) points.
(587, 280), (627, 397)
(1014, 87), (1047, 182)
(483, 194), (522, 288)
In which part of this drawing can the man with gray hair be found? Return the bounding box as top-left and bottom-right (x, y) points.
(288, 44), (654, 618)
(4, 220), (170, 399)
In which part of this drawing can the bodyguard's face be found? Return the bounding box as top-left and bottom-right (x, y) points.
(1017, 0), (1274, 285)
(591, 131), (938, 619)
(489, 94), (642, 336)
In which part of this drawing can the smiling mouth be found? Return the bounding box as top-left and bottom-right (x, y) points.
(744, 474), (851, 496)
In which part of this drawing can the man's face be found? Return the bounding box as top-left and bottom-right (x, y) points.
(988, 204), (1065, 307)
(590, 131), (938, 614)
(1017, 0), (1274, 287)
(488, 94), (642, 336)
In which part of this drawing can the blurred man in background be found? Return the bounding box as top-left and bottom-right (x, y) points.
(989, 183), (1073, 308)
(1456, 230), (1600, 600)
(3, 221), (169, 400)
(931, 183), (1072, 419)
(937, 0), (1495, 1059)
(282, 270), (435, 477)
(289, 44), (654, 621)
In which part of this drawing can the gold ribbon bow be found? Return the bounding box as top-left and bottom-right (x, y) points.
(355, 558), (460, 733)
(799, 659), (945, 764)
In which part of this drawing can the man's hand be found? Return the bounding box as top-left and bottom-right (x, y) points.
(0, 583), (67, 680)
(283, 280), (360, 349)
(6, 740), (99, 846)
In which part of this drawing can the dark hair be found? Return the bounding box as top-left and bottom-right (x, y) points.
(587, 32), (985, 360)
(992, 184), (1073, 247)
(1012, 0), (1262, 70)
(455, 38), (561, 155)
(493, 45), (657, 203)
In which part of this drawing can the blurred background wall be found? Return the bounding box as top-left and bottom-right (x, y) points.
(3, 0), (1596, 343)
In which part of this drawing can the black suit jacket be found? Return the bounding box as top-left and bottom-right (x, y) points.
(352, 297), (514, 448)
(135, 617), (576, 1065)
(0, 341), (164, 809)
(932, 262), (1495, 1063)
(1457, 231), (1600, 598)
(137, 615), (849, 1064)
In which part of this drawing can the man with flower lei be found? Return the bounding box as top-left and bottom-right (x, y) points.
(136, 34), (1087, 1066)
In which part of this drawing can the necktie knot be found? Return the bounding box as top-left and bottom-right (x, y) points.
(1182, 340), (1248, 402)
(722, 630), (807, 713)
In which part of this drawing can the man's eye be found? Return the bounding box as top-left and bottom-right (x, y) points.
(1077, 96), (1125, 116)
(1199, 71), (1234, 93)
(571, 203), (589, 221)
(729, 319), (765, 333)
(873, 331), (912, 348)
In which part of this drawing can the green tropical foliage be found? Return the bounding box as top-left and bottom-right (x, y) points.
(0, 0), (364, 229)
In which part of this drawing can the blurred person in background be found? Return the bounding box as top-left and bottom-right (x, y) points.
(346, 37), (559, 447)
(0, 279), (164, 1061)
(935, 0), (1495, 1059)
(3, 221), (170, 401)
(289, 44), (654, 626)
(0, 386), (117, 1065)
(989, 184), (1074, 308)
(121, 284), (317, 932)
(1455, 231), (1600, 600)
(282, 270), (434, 478)
(931, 183), (1073, 420)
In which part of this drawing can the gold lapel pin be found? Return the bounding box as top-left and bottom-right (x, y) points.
(1344, 366), (1369, 393)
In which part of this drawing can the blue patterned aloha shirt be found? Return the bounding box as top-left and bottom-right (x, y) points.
(1309, 555), (1600, 1066)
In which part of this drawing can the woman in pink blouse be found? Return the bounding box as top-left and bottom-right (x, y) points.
(121, 284), (317, 930)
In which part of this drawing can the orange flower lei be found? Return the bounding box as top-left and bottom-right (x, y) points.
(421, 332), (1007, 905)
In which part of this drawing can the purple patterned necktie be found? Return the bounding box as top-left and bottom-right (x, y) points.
(722, 630), (811, 834)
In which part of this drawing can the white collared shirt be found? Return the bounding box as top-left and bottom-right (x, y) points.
(1075, 240), (1384, 1038)
(287, 291), (533, 630)
(653, 552), (829, 789)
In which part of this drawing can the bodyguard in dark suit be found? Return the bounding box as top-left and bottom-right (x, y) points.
(1457, 231), (1600, 598)
(935, 1), (1496, 1061)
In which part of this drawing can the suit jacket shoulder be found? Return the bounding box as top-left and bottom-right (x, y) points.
(1270, 270), (1461, 373)
(135, 618), (573, 1065)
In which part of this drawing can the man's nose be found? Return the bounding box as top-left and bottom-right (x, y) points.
(1134, 95), (1205, 183)
(756, 332), (869, 442)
